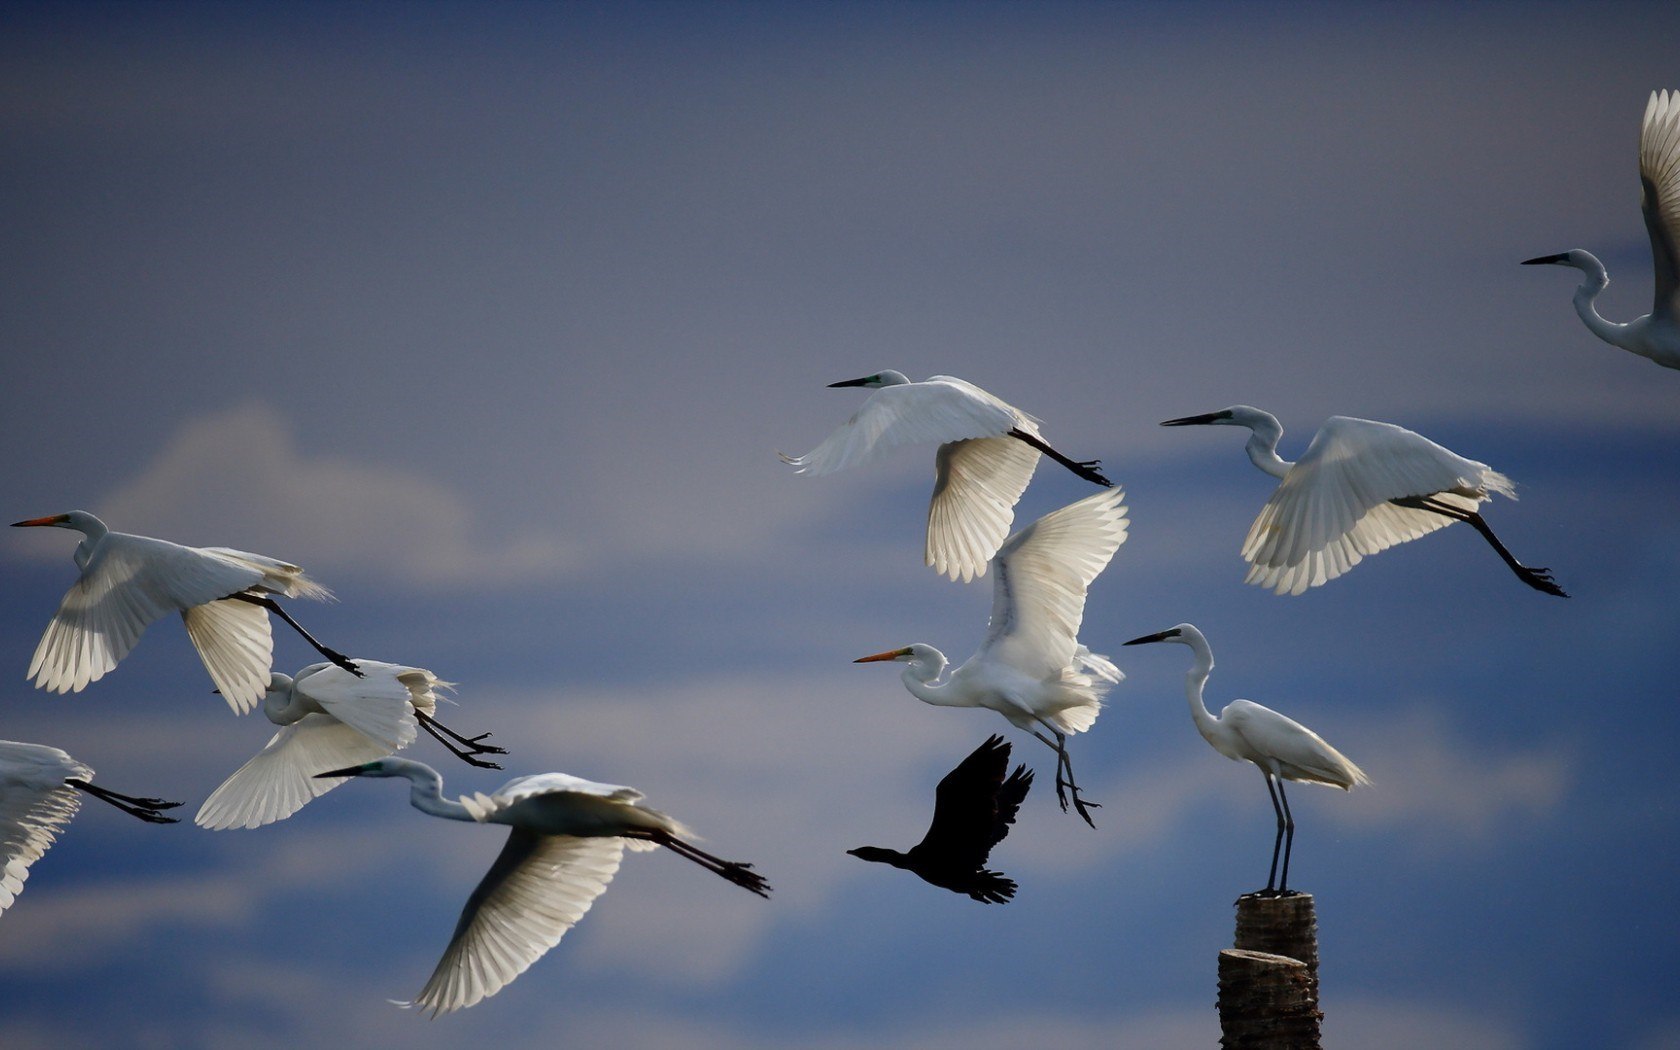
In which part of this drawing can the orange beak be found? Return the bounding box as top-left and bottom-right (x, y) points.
(853, 647), (912, 664)
(11, 514), (68, 528)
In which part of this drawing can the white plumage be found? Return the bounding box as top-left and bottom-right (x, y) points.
(855, 486), (1129, 826)
(781, 370), (1111, 582)
(315, 758), (770, 1017)
(1523, 89), (1680, 370)
(13, 510), (347, 710)
(1160, 407), (1564, 597)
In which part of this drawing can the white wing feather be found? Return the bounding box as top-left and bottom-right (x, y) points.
(0, 744), (88, 917)
(194, 715), (392, 830)
(927, 436), (1042, 582)
(296, 661), (436, 750)
(780, 378), (1022, 476)
(1241, 417), (1513, 596)
(979, 487), (1129, 679)
(182, 599), (275, 713)
(411, 831), (625, 1016)
(1642, 89), (1680, 320)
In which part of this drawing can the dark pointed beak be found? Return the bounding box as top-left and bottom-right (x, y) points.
(313, 765), (366, 779)
(828, 376), (872, 388)
(1159, 412), (1228, 427)
(1521, 254), (1568, 266)
(1123, 630), (1179, 646)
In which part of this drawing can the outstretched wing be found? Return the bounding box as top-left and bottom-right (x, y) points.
(195, 714), (391, 831)
(780, 379), (1021, 477)
(1642, 89), (1680, 321)
(918, 735), (1027, 870)
(297, 661), (432, 750)
(0, 758), (84, 916)
(926, 436), (1042, 583)
(182, 599), (275, 713)
(978, 487), (1129, 678)
(1242, 417), (1513, 596)
(412, 830), (625, 1016)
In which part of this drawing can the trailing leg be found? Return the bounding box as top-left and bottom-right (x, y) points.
(416, 710), (507, 769)
(1390, 495), (1567, 597)
(68, 779), (182, 824)
(229, 593), (367, 675)
(1008, 428), (1113, 487)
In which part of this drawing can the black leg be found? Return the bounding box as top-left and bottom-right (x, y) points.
(416, 710), (507, 769)
(1031, 726), (1099, 828)
(229, 593), (367, 675)
(1389, 495), (1568, 597)
(1008, 428), (1114, 487)
(68, 779), (182, 824)
(1276, 778), (1296, 895)
(1262, 772), (1285, 895)
(630, 829), (772, 897)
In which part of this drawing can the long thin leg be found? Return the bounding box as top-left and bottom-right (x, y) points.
(1276, 778), (1296, 895)
(1030, 725), (1100, 828)
(1390, 495), (1567, 597)
(629, 829), (771, 898)
(67, 779), (182, 824)
(416, 710), (507, 769)
(1262, 772), (1285, 894)
(228, 593), (367, 675)
(1008, 428), (1114, 487)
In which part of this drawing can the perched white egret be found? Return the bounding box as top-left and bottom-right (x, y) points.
(314, 757), (770, 1016)
(197, 661), (505, 831)
(1159, 407), (1566, 597)
(855, 486), (1128, 827)
(780, 370), (1113, 582)
(1, 740), (181, 917)
(1123, 624), (1367, 896)
(1524, 89), (1680, 370)
(848, 734), (1033, 904)
(13, 510), (359, 709)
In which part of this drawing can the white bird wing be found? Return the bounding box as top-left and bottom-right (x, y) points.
(0, 761), (83, 917)
(26, 533), (272, 696)
(296, 661), (429, 750)
(978, 487), (1129, 679)
(412, 830), (625, 1016)
(194, 714), (392, 831)
(780, 379), (1022, 476)
(1241, 417), (1513, 596)
(1221, 700), (1370, 789)
(1642, 89), (1680, 321)
(182, 599), (275, 713)
(926, 435), (1043, 582)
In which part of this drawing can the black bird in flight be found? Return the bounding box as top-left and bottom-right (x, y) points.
(848, 735), (1033, 903)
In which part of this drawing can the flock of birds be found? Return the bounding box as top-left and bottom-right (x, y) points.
(3, 88), (1677, 1019)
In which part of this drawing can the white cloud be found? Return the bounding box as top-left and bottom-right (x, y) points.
(87, 403), (584, 589)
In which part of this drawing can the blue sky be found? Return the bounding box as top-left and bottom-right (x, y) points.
(2, 2), (1678, 1047)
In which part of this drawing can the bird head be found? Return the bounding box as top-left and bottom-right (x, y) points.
(853, 644), (944, 668)
(1123, 623), (1205, 649)
(846, 846), (908, 868)
(828, 369), (911, 389)
(11, 510), (101, 533)
(1159, 406), (1273, 430)
(1520, 249), (1594, 271)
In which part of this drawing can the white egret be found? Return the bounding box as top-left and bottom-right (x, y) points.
(855, 486), (1128, 827)
(1123, 624), (1367, 896)
(1159, 407), (1566, 597)
(1, 740), (181, 917)
(197, 660), (505, 831)
(780, 370), (1113, 582)
(13, 510), (360, 710)
(1524, 89), (1680, 370)
(848, 734), (1032, 904)
(314, 757), (770, 1016)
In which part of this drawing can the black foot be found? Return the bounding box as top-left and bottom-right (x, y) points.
(1518, 565), (1569, 598)
(1072, 460), (1114, 487)
(324, 650), (365, 678)
(720, 862), (772, 898)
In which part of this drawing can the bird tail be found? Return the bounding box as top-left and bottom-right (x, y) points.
(967, 870), (1018, 904)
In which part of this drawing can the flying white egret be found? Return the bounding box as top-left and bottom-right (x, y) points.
(314, 757), (770, 1016)
(1, 740), (181, 917)
(13, 510), (360, 709)
(848, 734), (1033, 904)
(1123, 624), (1367, 896)
(780, 370), (1113, 582)
(1159, 407), (1566, 597)
(197, 660), (506, 831)
(1524, 89), (1680, 370)
(855, 486), (1128, 827)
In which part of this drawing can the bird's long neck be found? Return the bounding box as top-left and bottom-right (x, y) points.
(1569, 263), (1647, 351)
(1242, 419), (1292, 480)
(388, 761), (476, 823)
(261, 677), (312, 726)
(1180, 636), (1222, 745)
(901, 654), (961, 707)
(71, 519), (108, 571)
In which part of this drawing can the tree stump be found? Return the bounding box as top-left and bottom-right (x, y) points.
(1217, 893), (1322, 1049)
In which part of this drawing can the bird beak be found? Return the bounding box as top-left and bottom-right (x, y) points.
(1521, 253), (1569, 266)
(1123, 630), (1178, 646)
(1159, 412), (1227, 427)
(313, 765), (368, 779)
(828, 376), (872, 388)
(11, 514), (68, 528)
(854, 647), (912, 663)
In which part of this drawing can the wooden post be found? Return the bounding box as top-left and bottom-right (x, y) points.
(1217, 893), (1323, 1049)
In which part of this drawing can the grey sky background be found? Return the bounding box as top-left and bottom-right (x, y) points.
(2, 3), (1677, 1048)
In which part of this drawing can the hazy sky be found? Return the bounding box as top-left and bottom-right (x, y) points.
(3, 3), (1678, 1048)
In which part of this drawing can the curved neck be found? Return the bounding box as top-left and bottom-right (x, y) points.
(1180, 635), (1221, 743)
(261, 678), (312, 726)
(901, 655), (961, 707)
(1571, 276), (1648, 352)
(387, 761), (476, 822)
(1243, 424), (1291, 480)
